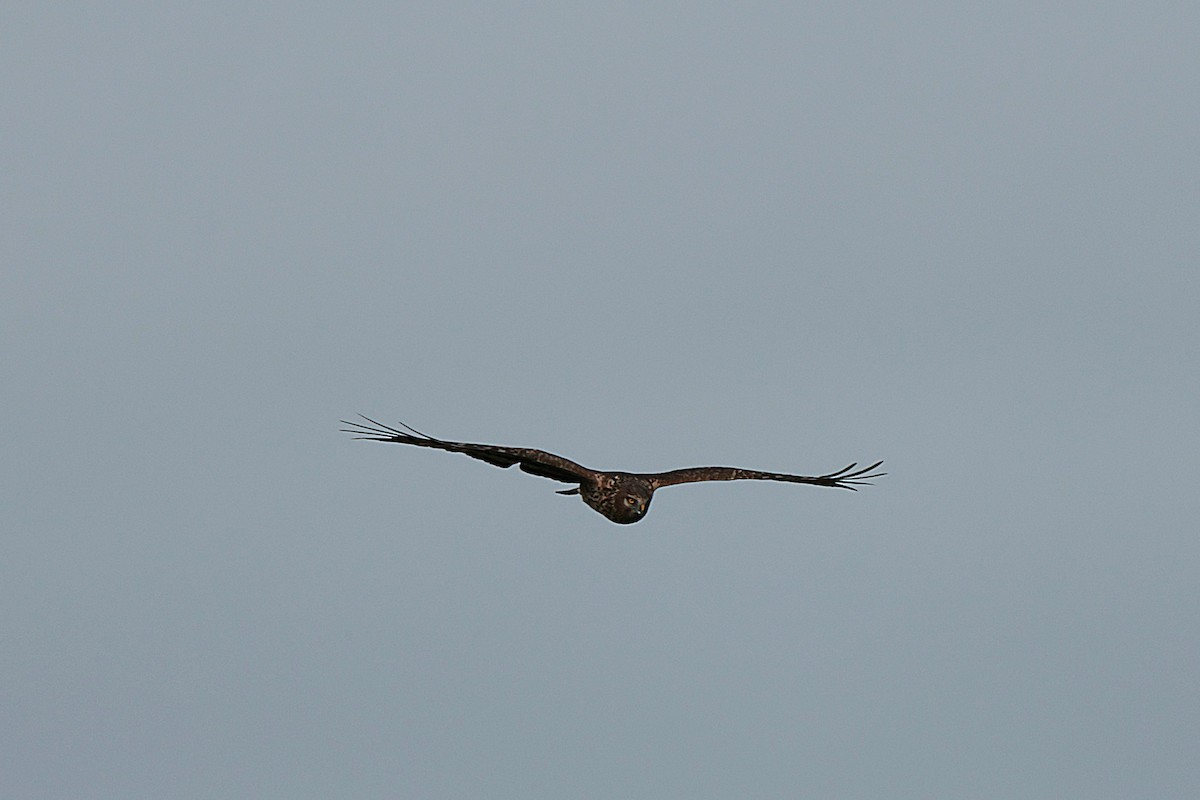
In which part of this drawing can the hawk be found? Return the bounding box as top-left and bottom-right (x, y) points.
(341, 416), (884, 524)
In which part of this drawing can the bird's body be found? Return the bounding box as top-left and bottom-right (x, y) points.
(341, 416), (883, 524)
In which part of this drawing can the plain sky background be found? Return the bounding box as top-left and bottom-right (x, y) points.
(4, 3), (1198, 797)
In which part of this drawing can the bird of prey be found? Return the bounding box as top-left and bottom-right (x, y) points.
(341, 416), (884, 524)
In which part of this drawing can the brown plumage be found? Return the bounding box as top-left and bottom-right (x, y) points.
(341, 416), (884, 524)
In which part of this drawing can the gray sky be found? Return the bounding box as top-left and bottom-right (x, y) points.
(4, 3), (1198, 797)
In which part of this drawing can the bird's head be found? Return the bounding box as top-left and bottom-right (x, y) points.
(603, 475), (653, 524)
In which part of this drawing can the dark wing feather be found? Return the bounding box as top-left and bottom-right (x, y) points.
(340, 416), (595, 485)
(643, 461), (885, 491)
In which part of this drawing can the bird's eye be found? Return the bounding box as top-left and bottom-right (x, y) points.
(625, 497), (636, 505)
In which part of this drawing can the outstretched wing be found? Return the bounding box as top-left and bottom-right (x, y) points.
(340, 415), (596, 485)
(643, 461), (885, 491)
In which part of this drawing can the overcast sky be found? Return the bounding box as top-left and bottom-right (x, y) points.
(4, 3), (1198, 797)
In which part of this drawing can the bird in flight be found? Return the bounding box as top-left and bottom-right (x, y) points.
(341, 416), (884, 524)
